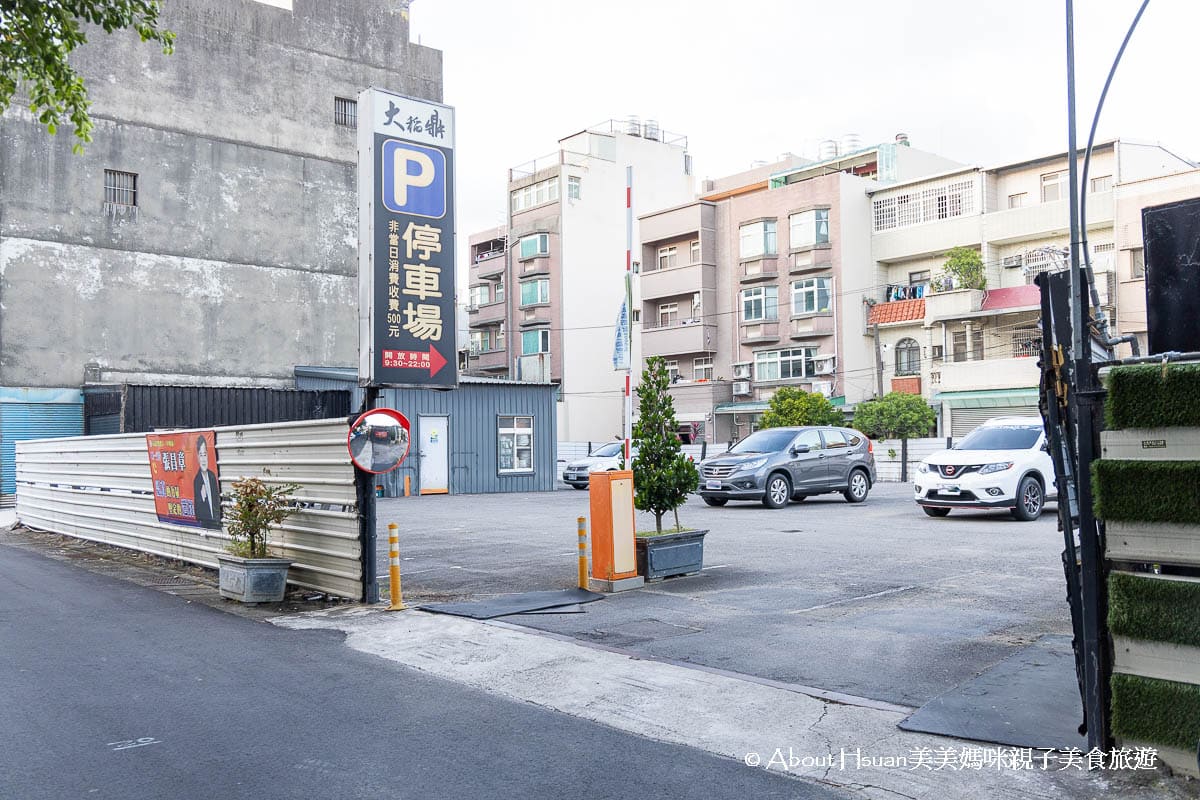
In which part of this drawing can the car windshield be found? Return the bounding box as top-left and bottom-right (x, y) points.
(954, 425), (1041, 451)
(729, 429), (799, 454)
(590, 443), (624, 458)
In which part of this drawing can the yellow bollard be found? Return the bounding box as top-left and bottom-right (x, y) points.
(577, 516), (589, 590)
(387, 522), (406, 611)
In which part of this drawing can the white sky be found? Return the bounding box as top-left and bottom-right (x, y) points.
(409, 0), (1200, 274)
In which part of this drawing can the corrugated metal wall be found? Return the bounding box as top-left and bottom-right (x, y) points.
(15, 419), (363, 599)
(1, 390), (85, 506)
(85, 385), (351, 432)
(295, 372), (557, 495)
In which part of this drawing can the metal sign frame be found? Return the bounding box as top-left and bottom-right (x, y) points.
(358, 87), (458, 390)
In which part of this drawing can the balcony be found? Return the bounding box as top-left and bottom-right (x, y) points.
(518, 304), (552, 327)
(982, 193), (1112, 246)
(739, 256), (780, 284)
(872, 213), (981, 263)
(641, 261), (716, 301)
(473, 253), (505, 279)
(932, 356), (1039, 394)
(468, 347), (508, 373)
(642, 321), (717, 357)
(667, 380), (733, 418)
(468, 300), (506, 325)
(740, 319), (781, 344)
(924, 288), (984, 321)
(789, 314), (835, 339)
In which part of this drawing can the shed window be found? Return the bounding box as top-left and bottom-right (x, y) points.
(498, 415), (534, 474)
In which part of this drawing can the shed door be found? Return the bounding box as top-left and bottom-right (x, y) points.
(949, 404), (1039, 438)
(1, 401), (85, 504)
(418, 415), (449, 495)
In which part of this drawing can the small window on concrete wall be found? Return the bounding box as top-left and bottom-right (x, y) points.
(334, 97), (358, 128)
(498, 416), (534, 474)
(104, 169), (137, 208)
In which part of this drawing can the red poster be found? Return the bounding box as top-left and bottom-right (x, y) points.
(145, 431), (221, 529)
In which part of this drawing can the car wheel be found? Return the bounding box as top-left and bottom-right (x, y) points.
(570, 484), (587, 490)
(762, 474), (791, 509)
(1011, 476), (1044, 521)
(922, 506), (951, 518)
(703, 497), (727, 507)
(843, 469), (870, 503)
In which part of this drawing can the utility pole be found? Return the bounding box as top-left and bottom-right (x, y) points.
(1065, 0), (1109, 752)
(624, 167), (633, 463)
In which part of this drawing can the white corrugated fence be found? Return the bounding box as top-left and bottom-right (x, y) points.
(15, 418), (362, 599)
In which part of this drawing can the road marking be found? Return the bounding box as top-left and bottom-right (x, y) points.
(107, 737), (160, 751)
(701, 564), (729, 570)
(785, 570), (984, 614)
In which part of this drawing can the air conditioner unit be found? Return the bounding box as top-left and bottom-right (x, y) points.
(732, 362), (752, 380)
(811, 380), (833, 398)
(1002, 254), (1023, 269)
(812, 354), (835, 375)
(466, 303), (479, 312)
(732, 380), (751, 396)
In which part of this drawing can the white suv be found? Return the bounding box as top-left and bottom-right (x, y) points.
(914, 416), (1056, 521)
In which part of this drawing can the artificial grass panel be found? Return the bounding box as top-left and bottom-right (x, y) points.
(1105, 363), (1200, 430)
(1093, 460), (1200, 525)
(1109, 572), (1200, 649)
(1111, 673), (1200, 752)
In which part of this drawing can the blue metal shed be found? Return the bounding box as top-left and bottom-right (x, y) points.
(294, 367), (558, 496)
(1, 387), (85, 505)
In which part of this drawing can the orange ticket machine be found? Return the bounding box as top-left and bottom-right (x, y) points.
(587, 469), (644, 592)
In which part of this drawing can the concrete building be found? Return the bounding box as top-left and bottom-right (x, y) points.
(864, 140), (1195, 436)
(637, 138), (965, 443)
(0, 0), (443, 504)
(464, 119), (695, 442)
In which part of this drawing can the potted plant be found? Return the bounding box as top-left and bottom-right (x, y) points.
(632, 356), (706, 581)
(216, 476), (299, 604)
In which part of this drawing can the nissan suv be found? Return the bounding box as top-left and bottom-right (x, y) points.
(913, 416), (1056, 521)
(697, 426), (876, 509)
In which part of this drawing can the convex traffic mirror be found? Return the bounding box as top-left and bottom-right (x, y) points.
(348, 408), (411, 474)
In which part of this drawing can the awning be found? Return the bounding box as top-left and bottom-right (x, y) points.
(675, 412), (708, 423)
(714, 400), (769, 415)
(933, 388), (1039, 408)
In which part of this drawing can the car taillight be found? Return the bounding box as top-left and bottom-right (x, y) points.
(867, 438), (873, 454)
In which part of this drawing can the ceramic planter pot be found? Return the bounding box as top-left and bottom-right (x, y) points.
(635, 529), (707, 581)
(217, 555), (292, 603)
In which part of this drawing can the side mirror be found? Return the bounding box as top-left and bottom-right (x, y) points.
(1040, 441), (1050, 452)
(791, 444), (810, 455)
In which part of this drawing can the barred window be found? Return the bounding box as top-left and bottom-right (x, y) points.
(104, 170), (137, 207)
(872, 178), (975, 232)
(334, 97), (357, 128)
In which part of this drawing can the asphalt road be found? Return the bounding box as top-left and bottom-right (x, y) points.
(377, 483), (1071, 708)
(0, 544), (839, 800)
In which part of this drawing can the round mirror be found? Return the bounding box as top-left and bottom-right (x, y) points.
(347, 408), (411, 474)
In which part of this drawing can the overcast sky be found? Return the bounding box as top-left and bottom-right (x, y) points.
(409, 0), (1200, 271)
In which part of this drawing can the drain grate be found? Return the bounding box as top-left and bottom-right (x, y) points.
(147, 576), (198, 587)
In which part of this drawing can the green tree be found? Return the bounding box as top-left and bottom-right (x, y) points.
(757, 387), (843, 429)
(852, 392), (936, 440)
(0, 1), (175, 153)
(938, 246), (985, 291)
(632, 357), (699, 534)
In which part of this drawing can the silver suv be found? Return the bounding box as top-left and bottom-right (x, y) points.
(697, 426), (876, 508)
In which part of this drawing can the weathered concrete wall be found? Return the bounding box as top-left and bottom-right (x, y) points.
(0, 0), (442, 389)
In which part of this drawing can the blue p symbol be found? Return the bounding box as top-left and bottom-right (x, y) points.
(381, 140), (445, 218)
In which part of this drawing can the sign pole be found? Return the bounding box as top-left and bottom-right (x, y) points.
(624, 166), (634, 463)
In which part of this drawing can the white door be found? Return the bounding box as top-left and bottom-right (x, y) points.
(418, 415), (449, 495)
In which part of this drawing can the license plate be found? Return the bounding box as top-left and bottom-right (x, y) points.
(705, 480), (722, 490)
(939, 484), (961, 494)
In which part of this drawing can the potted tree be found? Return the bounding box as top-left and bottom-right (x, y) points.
(217, 476), (299, 604)
(632, 357), (705, 580)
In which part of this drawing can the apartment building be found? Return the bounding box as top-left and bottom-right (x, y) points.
(464, 120), (695, 442)
(637, 138), (965, 443)
(865, 140), (1195, 436)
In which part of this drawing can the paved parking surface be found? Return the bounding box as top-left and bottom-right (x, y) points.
(377, 483), (1070, 708)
